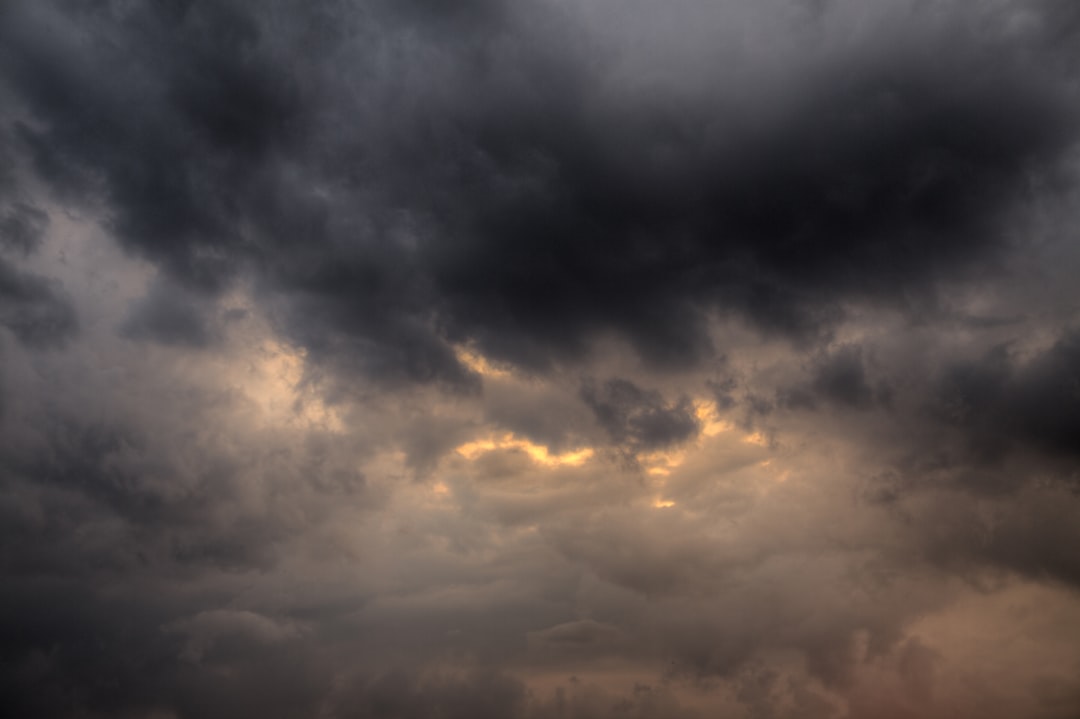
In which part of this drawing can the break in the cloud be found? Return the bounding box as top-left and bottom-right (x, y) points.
(1, 1), (1080, 717)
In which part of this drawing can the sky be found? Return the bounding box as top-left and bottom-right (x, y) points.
(1, 0), (1080, 717)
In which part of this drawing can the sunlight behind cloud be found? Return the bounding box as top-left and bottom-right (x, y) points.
(637, 399), (747, 477)
(456, 433), (594, 467)
(229, 340), (345, 433)
(5, 1), (1079, 716)
(639, 447), (689, 476)
(694, 399), (735, 437)
(454, 344), (511, 378)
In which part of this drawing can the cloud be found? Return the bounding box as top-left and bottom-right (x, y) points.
(928, 329), (1080, 462)
(0, 203), (48, 256)
(0, 257), (77, 348)
(2, 0), (1076, 383)
(581, 378), (701, 452)
(121, 277), (219, 348)
(779, 344), (892, 412)
(1, 1), (1080, 718)
(166, 609), (306, 663)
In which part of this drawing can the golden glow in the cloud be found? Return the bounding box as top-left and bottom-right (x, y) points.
(456, 433), (594, 467)
(628, 399), (777, 482)
(450, 396), (770, 492)
(637, 400), (737, 477)
(639, 448), (688, 476)
(757, 460), (790, 483)
(695, 399), (734, 437)
(652, 498), (676, 508)
(454, 345), (510, 378)
(743, 431), (768, 446)
(232, 341), (344, 432)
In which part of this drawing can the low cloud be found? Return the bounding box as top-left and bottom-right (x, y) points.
(1, 1), (1079, 717)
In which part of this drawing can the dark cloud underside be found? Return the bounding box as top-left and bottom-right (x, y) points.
(2, 0), (1076, 379)
(2, 1), (1080, 718)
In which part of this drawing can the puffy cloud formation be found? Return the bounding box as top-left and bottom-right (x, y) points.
(1, 1), (1080, 717)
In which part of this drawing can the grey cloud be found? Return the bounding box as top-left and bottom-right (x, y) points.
(529, 680), (700, 719)
(1, 410), (278, 572)
(811, 346), (890, 411)
(2, 1), (1080, 718)
(0, 257), (77, 347)
(735, 666), (840, 719)
(334, 669), (701, 719)
(929, 329), (1080, 463)
(334, 669), (526, 719)
(780, 345), (892, 412)
(903, 484), (1080, 587)
(166, 609), (305, 664)
(527, 618), (626, 659)
(1007, 329), (1080, 457)
(0, 202), (48, 256)
(121, 277), (219, 348)
(401, 413), (481, 476)
(2, 0), (1076, 383)
(581, 378), (700, 452)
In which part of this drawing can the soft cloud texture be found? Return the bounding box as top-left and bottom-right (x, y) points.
(1, 1), (1079, 717)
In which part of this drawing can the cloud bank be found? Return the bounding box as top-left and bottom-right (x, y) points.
(1, 1), (1079, 717)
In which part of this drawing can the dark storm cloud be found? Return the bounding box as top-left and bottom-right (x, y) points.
(333, 668), (702, 719)
(2, 0), (1077, 382)
(333, 669), (526, 719)
(928, 329), (1080, 463)
(0, 409), (281, 572)
(0, 583), (183, 719)
(0, 202), (47, 256)
(3, 1), (1080, 718)
(0, 367), (376, 718)
(917, 485), (1080, 587)
(121, 277), (218, 347)
(1005, 330), (1080, 458)
(0, 585), (341, 719)
(0, 257), (77, 347)
(426, 53), (1076, 367)
(1, 0), (307, 289)
(780, 345), (892, 412)
(581, 378), (700, 451)
(0, 199), (76, 347)
(0, 365), (370, 582)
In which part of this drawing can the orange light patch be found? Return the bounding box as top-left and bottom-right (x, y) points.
(455, 433), (594, 467)
(231, 340), (344, 432)
(743, 431), (768, 446)
(637, 399), (764, 476)
(454, 345), (510, 378)
(694, 399), (735, 437)
(639, 448), (688, 476)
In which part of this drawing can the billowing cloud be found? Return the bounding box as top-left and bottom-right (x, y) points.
(1, 1), (1080, 717)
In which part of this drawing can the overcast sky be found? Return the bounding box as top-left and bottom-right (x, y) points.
(2, 1), (1080, 717)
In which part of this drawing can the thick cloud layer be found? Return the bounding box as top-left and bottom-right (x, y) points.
(2, 1), (1080, 717)
(3, 0), (1077, 379)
